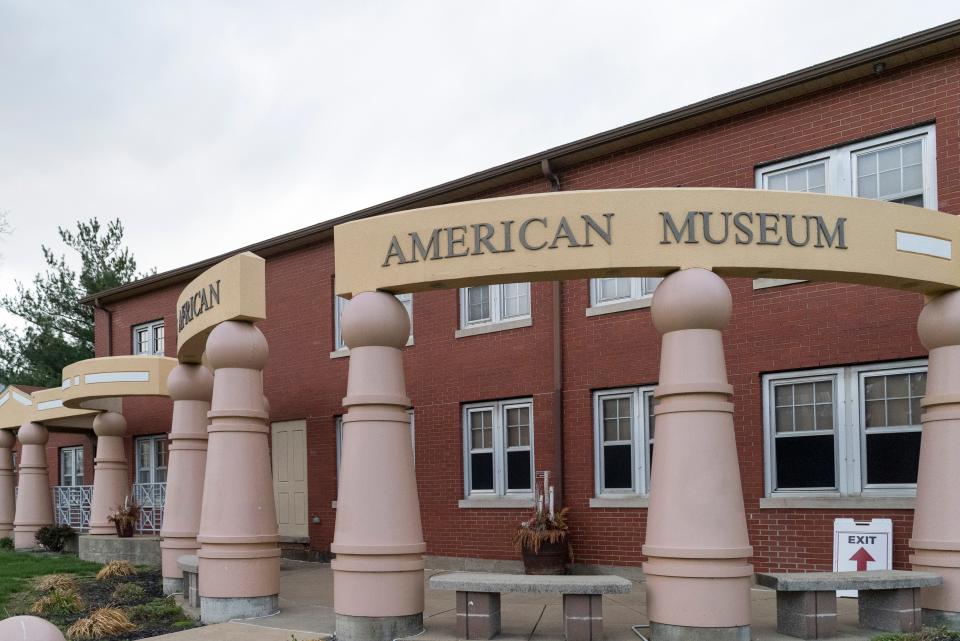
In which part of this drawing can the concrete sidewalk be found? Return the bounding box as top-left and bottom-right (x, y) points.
(150, 560), (881, 640)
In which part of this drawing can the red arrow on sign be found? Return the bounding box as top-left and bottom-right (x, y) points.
(850, 547), (875, 571)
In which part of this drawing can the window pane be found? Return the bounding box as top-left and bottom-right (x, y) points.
(865, 399), (886, 428)
(154, 325), (165, 355)
(774, 385), (793, 407)
(75, 450), (84, 485)
(887, 398), (910, 426)
(864, 376), (885, 400)
(775, 407), (794, 433)
(911, 372), (927, 396)
(894, 194), (924, 207)
(501, 283), (530, 318)
(470, 452), (494, 491)
(808, 164), (826, 191)
(815, 382), (833, 403)
(795, 405), (815, 431)
(767, 173), (787, 190)
(794, 383), (814, 404)
(603, 444), (632, 490)
(506, 450), (531, 490)
(641, 278), (662, 296)
(775, 434), (835, 489)
(466, 287), (490, 322)
(866, 432), (921, 485)
(903, 164), (922, 193)
(815, 403), (833, 429)
(470, 411), (492, 449)
(858, 152), (877, 177)
(858, 175), (878, 199)
(878, 169), (900, 198)
(506, 406), (529, 447)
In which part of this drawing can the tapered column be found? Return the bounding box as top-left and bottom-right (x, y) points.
(160, 364), (213, 595)
(0, 429), (16, 539)
(333, 292), (424, 641)
(643, 269), (752, 641)
(88, 412), (129, 535)
(196, 321), (280, 623)
(13, 422), (54, 549)
(911, 290), (960, 629)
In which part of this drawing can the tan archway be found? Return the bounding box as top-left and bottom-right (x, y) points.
(331, 188), (960, 640)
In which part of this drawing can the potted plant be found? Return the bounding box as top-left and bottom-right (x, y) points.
(108, 497), (141, 538)
(513, 472), (571, 575)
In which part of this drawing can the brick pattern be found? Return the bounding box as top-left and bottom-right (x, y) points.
(53, 49), (960, 572)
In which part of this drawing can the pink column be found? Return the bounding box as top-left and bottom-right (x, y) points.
(332, 292), (424, 641)
(160, 364), (213, 595)
(88, 412), (129, 535)
(13, 422), (54, 549)
(643, 269), (752, 641)
(911, 290), (960, 628)
(0, 430), (16, 539)
(196, 320), (279, 623)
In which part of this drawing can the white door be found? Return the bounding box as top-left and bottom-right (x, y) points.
(271, 420), (309, 538)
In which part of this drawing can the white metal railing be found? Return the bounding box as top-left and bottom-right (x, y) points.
(132, 482), (165, 534)
(53, 485), (93, 531)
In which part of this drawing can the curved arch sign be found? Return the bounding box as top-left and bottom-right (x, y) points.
(333, 189), (960, 297)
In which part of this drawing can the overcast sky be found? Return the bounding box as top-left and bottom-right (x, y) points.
(1, 1), (958, 322)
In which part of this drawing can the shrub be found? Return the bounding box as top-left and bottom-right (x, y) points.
(30, 588), (85, 616)
(35, 573), (78, 593)
(96, 559), (137, 580)
(111, 582), (146, 603)
(66, 607), (136, 640)
(0, 536), (13, 549)
(126, 596), (186, 624)
(35, 524), (77, 552)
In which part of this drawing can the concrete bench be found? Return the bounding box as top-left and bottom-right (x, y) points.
(756, 570), (942, 639)
(429, 572), (632, 641)
(177, 555), (199, 608)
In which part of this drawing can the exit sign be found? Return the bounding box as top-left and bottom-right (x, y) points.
(833, 518), (893, 597)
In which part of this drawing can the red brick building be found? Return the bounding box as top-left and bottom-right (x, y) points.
(41, 21), (960, 573)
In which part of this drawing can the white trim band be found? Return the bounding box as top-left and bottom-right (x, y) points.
(896, 231), (951, 260)
(84, 371), (150, 384)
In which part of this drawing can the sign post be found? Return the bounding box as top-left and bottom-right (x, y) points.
(833, 518), (893, 597)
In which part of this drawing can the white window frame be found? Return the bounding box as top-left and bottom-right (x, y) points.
(336, 410), (415, 480)
(134, 435), (168, 485)
(762, 360), (927, 499)
(462, 398), (535, 498)
(593, 386), (656, 498)
(59, 446), (84, 487)
(333, 293), (413, 353)
(587, 278), (663, 316)
(459, 283), (531, 329)
(132, 320), (164, 356)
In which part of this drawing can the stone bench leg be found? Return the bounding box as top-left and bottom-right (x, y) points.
(183, 569), (199, 608)
(776, 591), (837, 639)
(563, 594), (602, 641)
(859, 588), (921, 633)
(456, 591), (501, 639)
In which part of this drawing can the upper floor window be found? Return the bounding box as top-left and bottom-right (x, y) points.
(594, 387), (656, 497)
(59, 446), (84, 487)
(763, 360), (926, 497)
(135, 435), (168, 484)
(459, 283), (531, 329)
(589, 277), (663, 309)
(334, 293), (412, 352)
(757, 124), (937, 209)
(463, 398), (534, 497)
(132, 320), (164, 356)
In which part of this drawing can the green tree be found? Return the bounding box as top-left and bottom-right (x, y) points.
(0, 218), (151, 388)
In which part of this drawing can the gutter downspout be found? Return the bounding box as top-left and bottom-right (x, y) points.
(93, 297), (113, 356)
(542, 158), (565, 506)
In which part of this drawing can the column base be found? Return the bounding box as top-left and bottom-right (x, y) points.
(14, 528), (41, 549)
(650, 622), (750, 641)
(923, 608), (960, 630)
(336, 613), (424, 641)
(200, 595), (279, 623)
(162, 577), (183, 596)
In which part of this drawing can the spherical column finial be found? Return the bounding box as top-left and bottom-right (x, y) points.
(0, 429), (14, 449)
(206, 321), (269, 370)
(167, 364), (214, 402)
(651, 268), (732, 334)
(93, 412), (127, 437)
(16, 422), (48, 445)
(341, 292), (410, 349)
(918, 290), (960, 350)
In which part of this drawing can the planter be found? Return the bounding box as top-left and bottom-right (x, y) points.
(114, 521), (135, 538)
(520, 537), (570, 575)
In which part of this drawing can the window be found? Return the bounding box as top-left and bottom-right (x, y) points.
(593, 387), (656, 497)
(335, 410), (415, 480)
(463, 399), (534, 497)
(132, 320), (164, 356)
(459, 283), (531, 328)
(589, 277), (663, 308)
(334, 293), (412, 351)
(763, 361), (926, 497)
(135, 435), (168, 484)
(755, 125), (937, 290)
(59, 447), (84, 487)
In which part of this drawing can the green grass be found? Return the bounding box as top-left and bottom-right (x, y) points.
(0, 549), (100, 614)
(872, 628), (960, 640)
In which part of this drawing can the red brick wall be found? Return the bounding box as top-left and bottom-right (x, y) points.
(75, 49), (960, 571)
